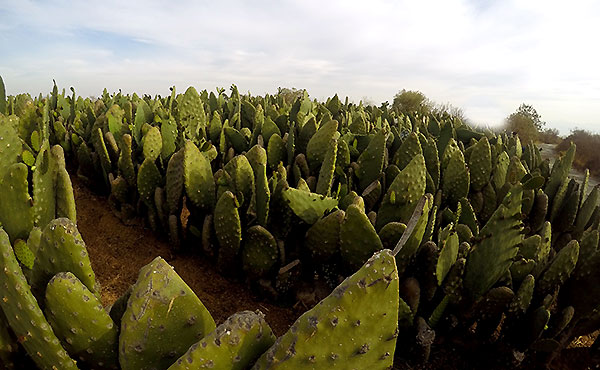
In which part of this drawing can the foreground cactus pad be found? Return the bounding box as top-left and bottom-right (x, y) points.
(253, 249), (399, 369)
(119, 257), (216, 370)
(44, 272), (119, 369)
(169, 311), (275, 370)
(0, 228), (78, 370)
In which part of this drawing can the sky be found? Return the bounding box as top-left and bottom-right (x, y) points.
(1, 0), (599, 134)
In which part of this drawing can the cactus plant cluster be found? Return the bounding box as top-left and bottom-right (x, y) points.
(0, 76), (599, 368)
(0, 218), (400, 369)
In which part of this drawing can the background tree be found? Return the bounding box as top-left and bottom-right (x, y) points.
(392, 89), (431, 116)
(277, 87), (305, 105)
(504, 103), (545, 142)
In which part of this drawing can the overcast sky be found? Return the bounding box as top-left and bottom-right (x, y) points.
(1, 0), (599, 134)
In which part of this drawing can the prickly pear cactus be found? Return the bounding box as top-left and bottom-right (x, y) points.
(0, 115), (22, 182)
(214, 191), (242, 272)
(183, 141), (215, 211)
(377, 154), (427, 230)
(464, 185), (524, 299)
(246, 145), (270, 226)
(168, 311), (275, 370)
(0, 163), (34, 242)
(0, 228), (79, 370)
(467, 137), (492, 192)
(305, 209), (344, 262)
(356, 129), (386, 191)
(306, 120), (338, 171)
(241, 226), (279, 278)
(252, 250), (399, 370)
(340, 204), (383, 271)
(31, 218), (100, 299)
(281, 187), (337, 225)
(45, 272), (119, 369)
(119, 257), (216, 370)
(55, 164), (77, 223)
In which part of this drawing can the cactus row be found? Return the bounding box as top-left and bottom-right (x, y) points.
(0, 77), (599, 368)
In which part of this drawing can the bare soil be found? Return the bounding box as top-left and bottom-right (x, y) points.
(72, 175), (300, 336)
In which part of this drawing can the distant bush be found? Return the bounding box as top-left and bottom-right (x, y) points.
(538, 128), (562, 144)
(557, 129), (600, 177)
(504, 104), (545, 143)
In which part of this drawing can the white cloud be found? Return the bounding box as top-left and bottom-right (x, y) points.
(0, 0), (599, 133)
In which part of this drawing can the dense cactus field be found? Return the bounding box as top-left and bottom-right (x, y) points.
(0, 75), (599, 369)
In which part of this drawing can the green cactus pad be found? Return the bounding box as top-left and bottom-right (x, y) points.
(168, 311), (275, 370)
(142, 126), (163, 161)
(305, 209), (344, 262)
(492, 151), (510, 191)
(393, 194), (433, 271)
(0, 228), (79, 370)
(575, 185), (599, 234)
(378, 222), (407, 250)
(467, 137), (492, 192)
(281, 187), (338, 225)
(442, 149), (470, 206)
(393, 132), (422, 170)
(0, 115), (22, 182)
(267, 133), (286, 170)
(252, 249), (399, 370)
(0, 163), (34, 242)
(377, 154), (427, 230)
(13, 239), (34, 270)
(165, 149), (185, 215)
(120, 257), (216, 370)
(224, 127), (249, 153)
(306, 120), (338, 171)
(214, 191), (242, 272)
(436, 230), (460, 285)
(55, 166), (77, 223)
(241, 226), (279, 278)
(422, 137), (440, 190)
(545, 142), (575, 202)
(316, 138), (338, 196)
(340, 204), (383, 270)
(45, 272), (119, 369)
(246, 145), (270, 226)
(137, 158), (162, 206)
(464, 185), (524, 299)
(32, 144), (57, 229)
(179, 87), (207, 141)
(161, 117), (178, 161)
(223, 155), (255, 210)
(539, 240), (579, 293)
(356, 129), (386, 191)
(184, 141), (216, 211)
(118, 134), (136, 187)
(30, 218), (99, 299)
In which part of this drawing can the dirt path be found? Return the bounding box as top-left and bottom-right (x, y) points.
(538, 143), (600, 194)
(71, 175), (300, 336)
